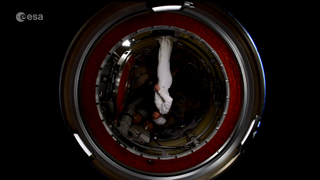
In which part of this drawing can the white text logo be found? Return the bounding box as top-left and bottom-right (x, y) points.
(16, 12), (43, 22)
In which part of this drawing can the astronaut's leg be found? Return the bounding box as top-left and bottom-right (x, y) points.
(157, 36), (173, 90)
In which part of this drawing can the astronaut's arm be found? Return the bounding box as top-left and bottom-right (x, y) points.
(157, 90), (173, 114)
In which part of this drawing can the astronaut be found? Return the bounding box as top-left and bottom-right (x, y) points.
(153, 36), (173, 125)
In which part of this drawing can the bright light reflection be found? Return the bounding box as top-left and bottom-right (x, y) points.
(122, 40), (131, 47)
(241, 120), (256, 145)
(74, 133), (93, 157)
(152, 5), (182, 12)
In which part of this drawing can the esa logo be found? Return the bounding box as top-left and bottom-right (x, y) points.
(16, 12), (43, 22)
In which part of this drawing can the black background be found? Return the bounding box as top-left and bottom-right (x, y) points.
(4, 1), (318, 179)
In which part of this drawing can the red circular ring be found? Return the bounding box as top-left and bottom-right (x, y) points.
(80, 12), (242, 173)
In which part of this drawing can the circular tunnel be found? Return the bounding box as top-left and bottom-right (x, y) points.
(59, 2), (266, 179)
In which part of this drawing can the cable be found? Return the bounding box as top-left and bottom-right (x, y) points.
(172, 107), (187, 125)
